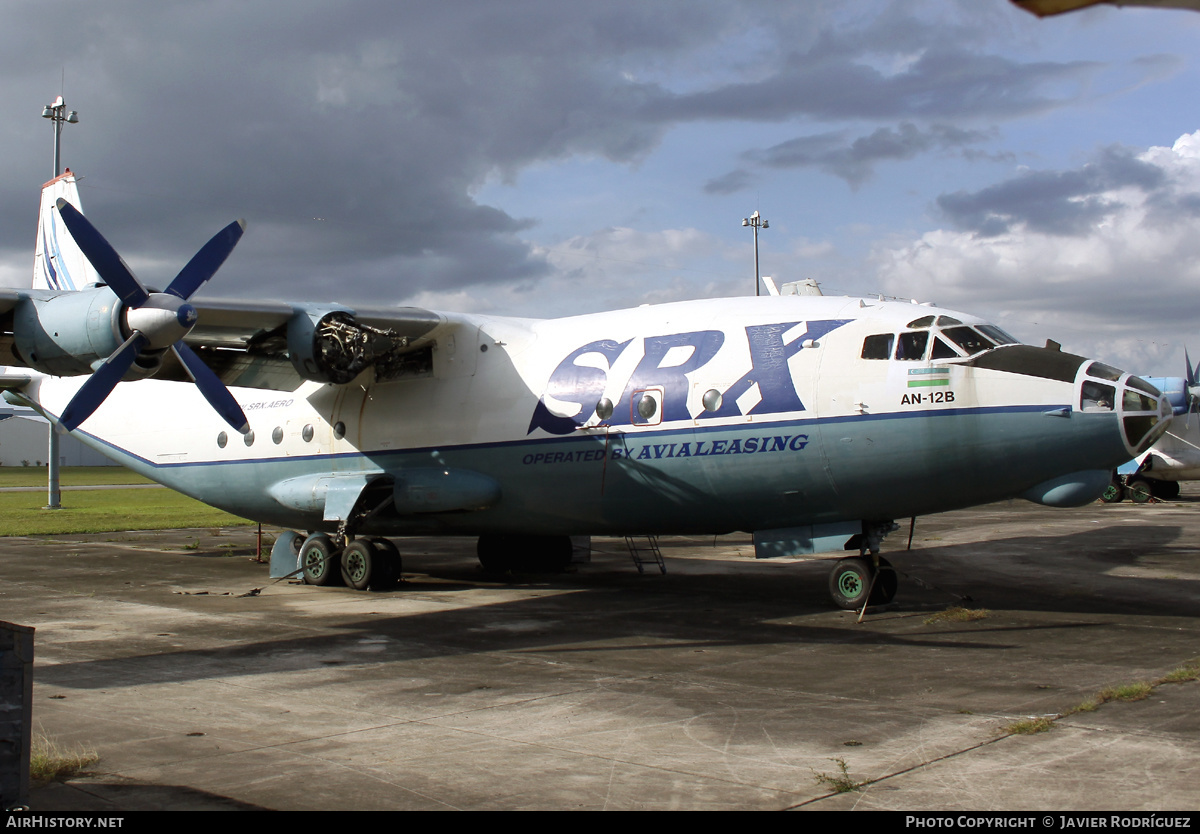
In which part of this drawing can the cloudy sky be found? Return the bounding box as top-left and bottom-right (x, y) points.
(1, 0), (1198, 376)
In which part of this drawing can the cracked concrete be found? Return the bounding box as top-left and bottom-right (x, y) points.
(4, 488), (1198, 810)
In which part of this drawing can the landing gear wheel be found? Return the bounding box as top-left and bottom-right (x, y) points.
(301, 535), (342, 586)
(829, 558), (872, 610)
(477, 534), (510, 573)
(1101, 478), (1125, 503)
(369, 538), (402, 591)
(477, 534), (573, 573)
(340, 539), (377, 591)
(1127, 478), (1152, 504)
(828, 557), (897, 610)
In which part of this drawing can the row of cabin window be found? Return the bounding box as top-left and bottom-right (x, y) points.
(216, 421), (346, 448)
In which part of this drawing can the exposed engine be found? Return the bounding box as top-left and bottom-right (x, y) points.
(287, 310), (431, 385)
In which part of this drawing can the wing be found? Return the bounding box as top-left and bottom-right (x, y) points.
(0, 287), (445, 392)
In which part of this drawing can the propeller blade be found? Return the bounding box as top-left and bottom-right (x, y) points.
(54, 198), (150, 308)
(165, 219), (247, 301)
(1187, 347), (1198, 388)
(172, 342), (250, 434)
(60, 332), (148, 432)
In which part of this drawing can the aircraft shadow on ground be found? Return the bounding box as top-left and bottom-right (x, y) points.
(33, 521), (1197, 691)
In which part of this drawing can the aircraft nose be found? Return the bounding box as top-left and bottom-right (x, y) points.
(1120, 374), (1173, 454)
(1077, 361), (1171, 455)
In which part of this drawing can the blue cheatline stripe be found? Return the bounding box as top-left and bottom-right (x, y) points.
(59, 401), (1069, 472)
(47, 213), (76, 290)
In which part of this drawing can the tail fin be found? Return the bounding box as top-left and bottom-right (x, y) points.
(32, 169), (101, 291)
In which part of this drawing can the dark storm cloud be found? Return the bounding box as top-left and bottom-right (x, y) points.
(0, 2), (1117, 303)
(937, 146), (1167, 236)
(745, 123), (993, 188)
(703, 169), (756, 196)
(653, 47), (1099, 124)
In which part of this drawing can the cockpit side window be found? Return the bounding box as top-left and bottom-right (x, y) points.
(976, 325), (1019, 346)
(942, 326), (995, 356)
(1081, 381), (1115, 412)
(931, 338), (960, 360)
(862, 334), (893, 360)
(895, 331), (929, 360)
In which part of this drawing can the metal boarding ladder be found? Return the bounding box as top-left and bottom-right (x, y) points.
(624, 535), (666, 575)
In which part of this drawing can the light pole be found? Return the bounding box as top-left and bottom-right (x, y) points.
(40, 95), (78, 510)
(42, 96), (78, 180)
(741, 210), (768, 296)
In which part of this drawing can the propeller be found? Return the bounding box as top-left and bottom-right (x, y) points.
(1186, 348), (1200, 429)
(54, 198), (250, 434)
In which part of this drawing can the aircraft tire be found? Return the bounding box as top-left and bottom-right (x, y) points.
(477, 535), (511, 572)
(370, 538), (402, 591)
(523, 535), (573, 572)
(1100, 477), (1125, 503)
(828, 557), (897, 610)
(301, 535), (342, 586)
(341, 539), (376, 591)
(829, 558), (872, 610)
(477, 534), (572, 573)
(1127, 478), (1153, 504)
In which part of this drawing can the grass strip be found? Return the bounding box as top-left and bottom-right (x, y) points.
(0, 465), (153, 488)
(0, 488), (251, 536)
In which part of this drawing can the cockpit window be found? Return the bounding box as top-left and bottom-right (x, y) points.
(942, 326), (995, 356)
(862, 334), (893, 360)
(976, 325), (1019, 346)
(931, 338), (959, 360)
(1126, 376), (1160, 396)
(906, 315), (935, 329)
(936, 315), (962, 326)
(1123, 389), (1159, 412)
(1086, 362), (1123, 382)
(1081, 381), (1115, 412)
(895, 331), (929, 360)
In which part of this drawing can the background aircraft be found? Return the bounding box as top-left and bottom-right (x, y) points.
(0, 171), (1174, 610)
(1102, 357), (1200, 501)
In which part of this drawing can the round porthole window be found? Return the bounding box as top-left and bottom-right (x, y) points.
(272, 426), (284, 445)
(302, 424), (314, 442)
(243, 430), (256, 447)
(702, 389), (723, 412)
(333, 421), (346, 439)
(637, 394), (657, 420)
(595, 397), (614, 420)
(217, 431), (228, 448)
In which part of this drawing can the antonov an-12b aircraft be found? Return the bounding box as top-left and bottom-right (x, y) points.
(0, 172), (1174, 609)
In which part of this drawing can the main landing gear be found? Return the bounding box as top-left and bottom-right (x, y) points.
(826, 521), (899, 611)
(477, 534), (573, 573)
(299, 533), (402, 591)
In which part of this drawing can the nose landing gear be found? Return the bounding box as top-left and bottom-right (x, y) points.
(827, 520), (899, 611)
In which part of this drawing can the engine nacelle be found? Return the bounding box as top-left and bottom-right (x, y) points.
(13, 290), (119, 376)
(11, 290), (165, 379)
(286, 308), (416, 384)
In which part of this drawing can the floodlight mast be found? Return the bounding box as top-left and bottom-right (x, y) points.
(741, 210), (768, 296)
(39, 95), (79, 509)
(42, 95), (79, 179)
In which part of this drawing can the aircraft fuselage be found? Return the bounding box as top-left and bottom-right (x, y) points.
(16, 295), (1168, 544)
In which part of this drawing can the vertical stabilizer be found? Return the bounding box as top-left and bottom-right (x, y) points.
(32, 169), (100, 291)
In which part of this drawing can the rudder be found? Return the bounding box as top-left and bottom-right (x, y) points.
(32, 169), (100, 291)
